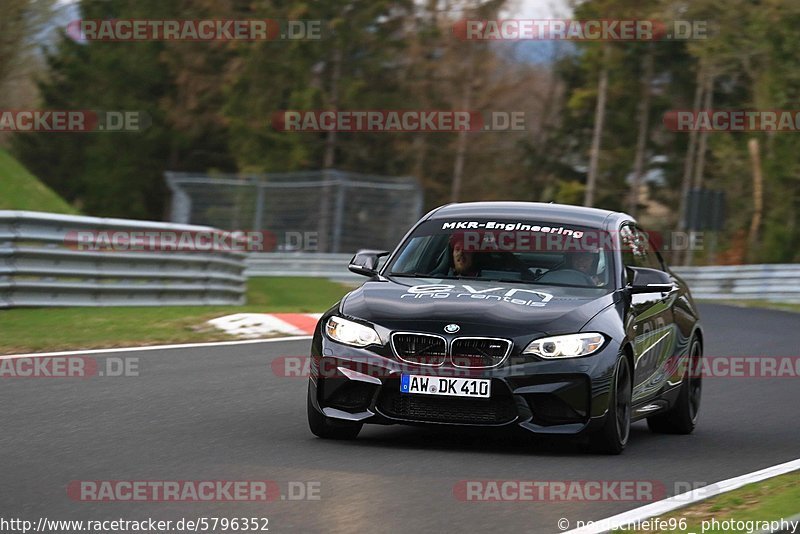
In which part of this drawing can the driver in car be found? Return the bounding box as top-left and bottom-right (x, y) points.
(566, 250), (604, 286)
(448, 237), (480, 277)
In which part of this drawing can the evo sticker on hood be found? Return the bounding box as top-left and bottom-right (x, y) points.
(400, 284), (553, 307)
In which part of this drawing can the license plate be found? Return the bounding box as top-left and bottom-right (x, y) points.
(400, 374), (491, 398)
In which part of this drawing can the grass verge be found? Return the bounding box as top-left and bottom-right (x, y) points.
(616, 471), (800, 533)
(706, 299), (800, 314)
(0, 147), (79, 214)
(0, 277), (353, 354)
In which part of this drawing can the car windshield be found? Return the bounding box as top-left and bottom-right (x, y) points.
(385, 218), (614, 289)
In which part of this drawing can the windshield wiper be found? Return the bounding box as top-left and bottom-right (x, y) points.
(387, 272), (596, 288)
(389, 272), (475, 281)
(480, 278), (537, 284)
(477, 278), (598, 288)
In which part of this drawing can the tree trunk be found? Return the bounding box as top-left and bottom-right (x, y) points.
(319, 44), (342, 252)
(323, 45), (342, 169)
(529, 44), (566, 198)
(692, 70), (713, 191)
(450, 47), (474, 203)
(747, 138), (763, 262)
(684, 68), (714, 266)
(628, 46), (654, 216)
(584, 44), (610, 207)
(674, 61), (705, 265)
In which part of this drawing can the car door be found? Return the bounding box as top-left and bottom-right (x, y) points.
(620, 223), (678, 404)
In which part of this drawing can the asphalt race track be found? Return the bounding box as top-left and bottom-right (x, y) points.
(1, 304), (798, 533)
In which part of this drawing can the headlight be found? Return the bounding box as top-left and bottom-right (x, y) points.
(522, 333), (605, 359)
(325, 316), (381, 347)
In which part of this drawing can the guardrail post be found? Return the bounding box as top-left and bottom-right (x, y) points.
(253, 181), (265, 232)
(331, 172), (347, 254)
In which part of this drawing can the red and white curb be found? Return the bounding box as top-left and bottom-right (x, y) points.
(0, 314), (320, 358)
(207, 313), (321, 338)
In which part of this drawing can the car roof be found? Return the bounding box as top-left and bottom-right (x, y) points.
(426, 201), (630, 229)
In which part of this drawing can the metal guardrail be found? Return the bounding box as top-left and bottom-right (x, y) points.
(245, 253), (358, 282)
(0, 211), (246, 307)
(672, 264), (800, 303)
(245, 253), (800, 303)
(3, 211), (796, 307)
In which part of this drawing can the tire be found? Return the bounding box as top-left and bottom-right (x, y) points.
(307, 382), (362, 440)
(647, 338), (702, 435)
(589, 355), (632, 455)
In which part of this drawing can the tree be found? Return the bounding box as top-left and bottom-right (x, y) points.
(13, 0), (235, 219)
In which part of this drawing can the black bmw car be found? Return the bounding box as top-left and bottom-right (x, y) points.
(307, 202), (703, 454)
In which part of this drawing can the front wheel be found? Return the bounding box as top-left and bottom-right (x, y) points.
(307, 382), (362, 440)
(589, 355), (632, 455)
(647, 338), (702, 434)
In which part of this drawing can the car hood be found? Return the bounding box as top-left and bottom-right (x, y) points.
(340, 277), (617, 337)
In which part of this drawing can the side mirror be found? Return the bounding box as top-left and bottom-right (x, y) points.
(627, 266), (675, 294)
(348, 250), (390, 277)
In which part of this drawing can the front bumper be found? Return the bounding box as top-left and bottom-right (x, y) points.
(309, 334), (622, 435)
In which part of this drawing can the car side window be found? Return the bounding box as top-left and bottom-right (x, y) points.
(636, 227), (664, 270)
(392, 235), (432, 272)
(642, 228), (667, 270)
(620, 224), (662, 271)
